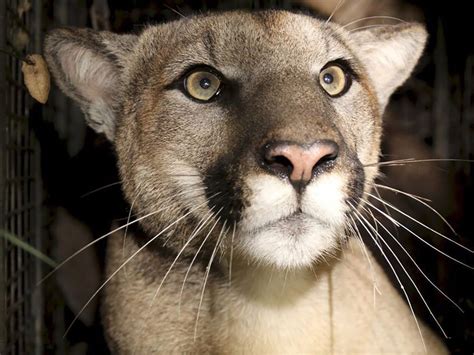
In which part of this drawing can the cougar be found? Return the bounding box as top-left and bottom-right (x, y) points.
(44, 10), (448, 353)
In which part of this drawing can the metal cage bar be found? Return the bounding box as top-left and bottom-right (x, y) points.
(0, 0), (44, 353)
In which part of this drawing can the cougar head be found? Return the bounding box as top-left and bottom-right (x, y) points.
(44, 11), (427, 269)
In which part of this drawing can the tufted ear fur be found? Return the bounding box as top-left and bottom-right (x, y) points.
(351, 23), (428, 110)
(44, 28), (137, 140)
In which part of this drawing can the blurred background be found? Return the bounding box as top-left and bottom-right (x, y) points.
(0, 0), (472, 354)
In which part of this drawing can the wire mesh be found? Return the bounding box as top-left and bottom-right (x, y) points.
(0, 0), (44, 354)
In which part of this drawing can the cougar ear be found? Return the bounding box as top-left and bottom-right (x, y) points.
(351, 23), (428, 110)
(44, 28), (137, 140)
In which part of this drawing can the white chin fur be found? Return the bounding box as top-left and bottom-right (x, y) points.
(238, 174), (348, 269)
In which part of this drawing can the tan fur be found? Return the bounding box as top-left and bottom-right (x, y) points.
(103, 230), (446, 353)
(44, 10), (447, 353)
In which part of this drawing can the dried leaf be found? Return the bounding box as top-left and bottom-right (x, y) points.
(17, 0), (32, 17)
(22, 54), (50, 104)
(12, 29), (29, 51)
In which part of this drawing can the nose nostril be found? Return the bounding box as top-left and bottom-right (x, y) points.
(265, 154), (293, 177)
(320, 151), (338, 164)
(313, 155), (334, 172)
(312, 145), (339, 173)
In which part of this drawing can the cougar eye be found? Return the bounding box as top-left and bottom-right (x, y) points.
(319, 64), (351, 97)
(184, 70), (221, 101)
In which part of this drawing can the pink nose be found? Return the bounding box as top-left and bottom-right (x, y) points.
(262, 141), (339, 187)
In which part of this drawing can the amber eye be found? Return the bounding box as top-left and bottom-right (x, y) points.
(184, 70), (221, 101)
(319, 65), (350, 97)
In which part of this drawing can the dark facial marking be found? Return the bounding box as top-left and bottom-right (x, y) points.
(203, 155), (245, 226)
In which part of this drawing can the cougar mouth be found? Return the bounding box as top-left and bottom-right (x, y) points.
(251, 211), (328, 236)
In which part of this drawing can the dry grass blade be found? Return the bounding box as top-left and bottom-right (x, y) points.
(1, 229), (57, 268)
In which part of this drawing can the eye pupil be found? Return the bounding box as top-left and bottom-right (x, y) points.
(200, 78), (211, 89)
(323, 73), (333, 84)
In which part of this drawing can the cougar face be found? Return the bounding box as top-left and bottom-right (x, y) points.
(45, 11), (426, 270)
(118, 12), (380, 269)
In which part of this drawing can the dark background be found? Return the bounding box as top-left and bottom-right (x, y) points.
(0, 0), (472, 354)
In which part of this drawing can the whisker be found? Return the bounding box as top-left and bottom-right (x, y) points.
(161, 187), (224, 247)
(168, 174), (209, 178)
(163, 187), (212, 246)
(63, 194), (219, 337)
(122, 186), (142, 258)
(355, 203), (450, 339)
(218, 221), (230, 263)
(80, 181), (122, 198)
(348, 202), (427, 351)
(149, 207), (217, 308)
(280, 267), (290, 297)
(122, 185), (142, 280)
(41, 186), (210, 286)
(372, 183), (456, 235)
(366, 192), (472, 253)
(325, 0), (345, 24)
(360, 203), (463, 313)
(372, 185), (402, 238)
(343, 15), (406, 29)
(362, 198), (473, 269)
(364, 158), (474, 168)
(365, 205), (381, 243)
(347, 214), (381, 302)
(112, 182), (207, 223)
(122, 205), (136, 249)
(194, 220), (227, 341)
(368, 182), (431, 202)
(178, 208), (223, 315)
(163, 3), (186, 18)
(349, 24), (397, 32)
(38, 199), (177, 286)
(228, 221), (236, 287)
